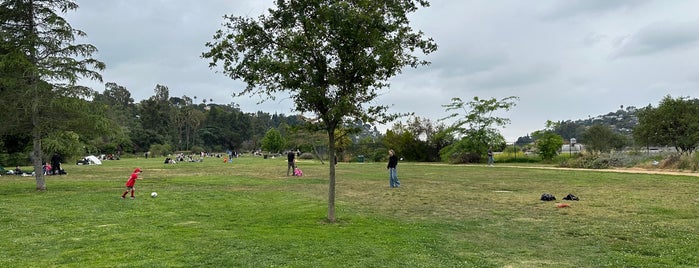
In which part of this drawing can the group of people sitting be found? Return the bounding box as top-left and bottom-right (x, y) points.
(3, 163), (65, 176)
(164, 153), (205, 164)
(6, 166), (26, 175)
(42, 162), (66, 175)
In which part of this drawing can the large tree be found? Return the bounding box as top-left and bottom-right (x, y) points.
(0, 0), (105, 190)
(532, 121), (564, 161)
(581, 124), (627, 154)
(439, 96), (518, 163)
(383, 117), (447, 162)
(92, 82), (137, 154)
(261, 128), (285, 154)
(203, 0), (436, 222)
(633, 95), (699, 153)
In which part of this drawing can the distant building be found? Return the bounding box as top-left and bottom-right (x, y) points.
(560, 144), (583, 153)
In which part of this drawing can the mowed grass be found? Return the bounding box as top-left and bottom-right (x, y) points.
(2, 157), (699, 267)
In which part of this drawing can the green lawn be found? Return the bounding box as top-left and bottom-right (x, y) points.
(2, 156), (698, 267)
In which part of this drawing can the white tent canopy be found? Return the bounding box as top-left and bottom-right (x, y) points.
(84, 155), (102, 165)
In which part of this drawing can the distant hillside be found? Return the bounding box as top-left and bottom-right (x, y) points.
(516, 106), (640, 145)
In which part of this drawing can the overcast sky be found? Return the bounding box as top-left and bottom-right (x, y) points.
(64, 0), (699, 141)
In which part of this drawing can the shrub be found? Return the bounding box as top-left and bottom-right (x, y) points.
(659, 153), (699, 171)
(369, 148), (388, 162)
(0, 152), (30, 167)
(445, 152), (481, 164)
(149, 144), (173, 157)
(494, 152), (540, 163)
(560, 154), (624, 169)
(299, 152), (315, 160)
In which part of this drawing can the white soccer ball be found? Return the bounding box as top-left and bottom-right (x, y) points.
(150, 192), (158, 198)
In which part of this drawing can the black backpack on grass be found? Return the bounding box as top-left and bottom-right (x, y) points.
(562, 193), (579, 201)
(540, 193), (556, 201)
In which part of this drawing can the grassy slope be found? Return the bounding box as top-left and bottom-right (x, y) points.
(1, 157), (698, 267)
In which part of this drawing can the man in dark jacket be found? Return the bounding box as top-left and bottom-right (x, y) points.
(287, 151), (296, 176)
(387, 149), (400, 188)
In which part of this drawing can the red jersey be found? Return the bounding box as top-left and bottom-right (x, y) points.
(125, 172), (139, 187)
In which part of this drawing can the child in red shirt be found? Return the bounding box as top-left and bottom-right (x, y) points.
(121, 168), (142, 199)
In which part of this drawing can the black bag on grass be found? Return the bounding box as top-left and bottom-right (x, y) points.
(562, 193), (579, 201)
(540, 193), (556, 201)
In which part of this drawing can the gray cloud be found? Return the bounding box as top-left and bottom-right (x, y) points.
(63, 0), (699, 140)
(538, 0), (648, 20)
(612, 20), (699, 58)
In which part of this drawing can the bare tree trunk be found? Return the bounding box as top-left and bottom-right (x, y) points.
(27, 0), (45, 191)
(327, 131), (336, 222)
(312, 145), (325, 165)
(29, 60), (45, 190)
(32, 131), (46, 191)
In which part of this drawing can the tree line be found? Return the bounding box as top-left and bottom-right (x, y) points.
(521, 95), (699, 157)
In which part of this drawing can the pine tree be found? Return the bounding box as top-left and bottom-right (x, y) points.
(0, 0), (105, 190)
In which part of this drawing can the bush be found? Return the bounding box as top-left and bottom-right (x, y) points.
(559, 152), (653, 169)
(658, 153), (699, 171)
(299, 152), (315, 160)
(446, 152), (481, 164)
(369, 148), (388, 162)
(190, 146), (205, 154)
(560, 154), (617, 169)
(494, 152), (540, 163)
(0, 152), (30, 167)
(149, 144), (173, 157)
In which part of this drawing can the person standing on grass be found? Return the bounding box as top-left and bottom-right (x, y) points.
(487, 146), (494, 167)
(387, 149), (400, 188)
(287, 150), (296, 176)
(121, 168), (142, 199)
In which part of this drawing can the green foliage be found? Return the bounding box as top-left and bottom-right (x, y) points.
(261, 128), (285, 154)
(130, 128), (165, 153)
(653, 153), (699, 171)
(552, 120), (586, 141)
(195, 103), (249, 151)
(383, 127), (428, 161)
(383, 117), (451, 162)
(149, 143), (173, 157)
(333, 128), (352, 154)
(203, 0), (436, 125)
(41, 131), (82, 161)
(368, 147), (388, 162)
(494, 151), (540, 164)
(351, 134), (385, 162)
(0, 152), (29, 166)
(439, 137), (482, 164)
(0, 0), (106, 190)
(440, 96), (517, 162)
(560, 154), (623, 169)
(634, 95), (699, 153)
(560, 151), (699, 171)
(441, 96), (519, 136)
(139, 85), (174, 140)
(502, 144), (521, 154)
(534, 131), (563, 161)
(581, 124), (628, 154)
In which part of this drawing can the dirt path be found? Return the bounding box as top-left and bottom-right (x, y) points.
(499, 165), (699, 177)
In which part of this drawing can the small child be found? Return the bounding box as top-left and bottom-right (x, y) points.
(121, 168), (142, 199)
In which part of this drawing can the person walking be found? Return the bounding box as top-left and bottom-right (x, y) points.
(287, 151), (296, 176)
(121, 168), (142, 199)
(387, 149), (400, 188)
(487, 146), (494, 167)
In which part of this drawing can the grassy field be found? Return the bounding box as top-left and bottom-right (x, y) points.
(2, 156), (699, 267)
